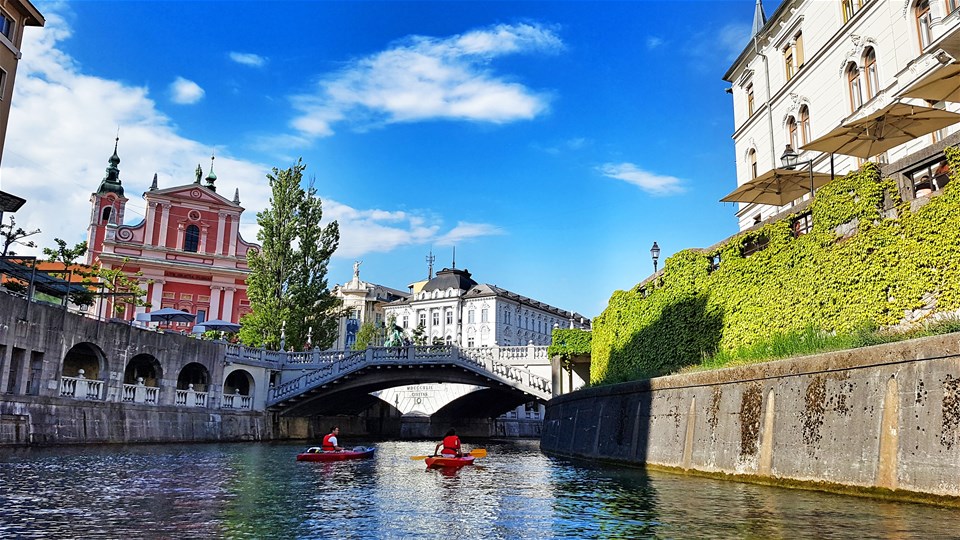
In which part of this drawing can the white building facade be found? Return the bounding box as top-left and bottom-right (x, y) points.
(383, 267), (590, 347)
(724, 0), (960, 231)
(331, 262), (408, 350)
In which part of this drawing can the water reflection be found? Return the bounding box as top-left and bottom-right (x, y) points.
(1, 440), (959, 539)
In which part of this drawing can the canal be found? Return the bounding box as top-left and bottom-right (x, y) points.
(1, 439), (959, 539)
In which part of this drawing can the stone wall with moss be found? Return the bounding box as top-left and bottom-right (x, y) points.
(592, 150), (960, 384)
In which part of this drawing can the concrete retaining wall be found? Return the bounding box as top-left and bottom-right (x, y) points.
(541, 333), (960, 499)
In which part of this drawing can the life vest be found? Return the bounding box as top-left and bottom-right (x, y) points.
(322, 433), (338, 451)
(441, 435), (460, 456)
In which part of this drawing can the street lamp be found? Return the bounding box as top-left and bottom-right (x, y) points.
(650, 241), (660, 273)
(780, 144), (816, 195)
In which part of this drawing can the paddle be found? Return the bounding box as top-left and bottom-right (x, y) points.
(410, 448), (487, 460)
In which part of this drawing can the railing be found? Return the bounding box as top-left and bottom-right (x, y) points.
(121, 378), (159, 404)
(224, 344), (284, 364)
(268, 345), (552, 406)
(59, 370), (103, 400)
(175, 384), (208, 407)
(221, 391), (253, 410)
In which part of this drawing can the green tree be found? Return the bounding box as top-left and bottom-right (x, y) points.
(0, 215), (40, 256)
(352, 321), (383, 351)
(412, 322), (427, 345)
(93, 258), (151, 317)
(43, 238), (94, 307)
(241, 159), (341, 350)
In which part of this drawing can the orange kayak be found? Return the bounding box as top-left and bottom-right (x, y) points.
(425, 455), (475, 468)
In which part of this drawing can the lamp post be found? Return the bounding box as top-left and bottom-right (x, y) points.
(650, 241), (660, 273)
(780, 144), (815, 196)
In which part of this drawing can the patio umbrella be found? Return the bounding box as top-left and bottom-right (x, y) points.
(900, 62), (960, 103)
(720, 168), (834, 206)
(192, 319), (241, 333)
(144, 307), (196, 324)
(802, 102), (960, 158)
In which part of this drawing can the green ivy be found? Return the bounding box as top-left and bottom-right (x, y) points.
(592, 151), (960, 385)
(548, 328), (592, 359)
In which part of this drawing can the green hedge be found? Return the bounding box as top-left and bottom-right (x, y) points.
(548, 328), (592, 359)
(592, 149), (960, 385)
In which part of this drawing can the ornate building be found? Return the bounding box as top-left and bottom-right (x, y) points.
(383, 266), (590, 347)
(86, 142), (260, 325)
(724, 0), (960, 231)
(331, 261), (409, 349)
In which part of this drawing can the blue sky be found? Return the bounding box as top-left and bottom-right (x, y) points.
(2, 0), (763, 318)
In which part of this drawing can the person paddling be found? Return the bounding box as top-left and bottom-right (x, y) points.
(433, 428), (463, 457)
(322, 426), (344, 452)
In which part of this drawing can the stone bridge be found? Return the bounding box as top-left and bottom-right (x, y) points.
(226, 343), (553, 418)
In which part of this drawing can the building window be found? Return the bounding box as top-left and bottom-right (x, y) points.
(445, 309), (453, 325)
(787, 116), (799, 149)
(746, 83), (755, 116)
(467, 337), (475, 348)
(783, 32), (803, 81)
(917, 1), (933, 50)
(402, 315), (409, 329)
(798, 106), (811, 145)
(741, 235), (769, 257)
(481, 308), (488, 323)
(950, 0), (960, 14)
(0, 11), (14, 41)
(792, 213), (813, 237)
(184, 224), (200, 252)
(847, 62), (863, 111)
(910, 159), (951, 197)
(784, 46), (795, 80)
(418, 311), (426, 327)
(432, 310), (439, 326)
(748, 149), (758, 179)
(0, 69), (7, 101)
(504, 311), (510, 325)
(196, 309), (207, 324)
(863, 48), (879, 100)
(101, 206), (113, 224)
(468, 310), (475, 324)
(842, 0), (864, 22)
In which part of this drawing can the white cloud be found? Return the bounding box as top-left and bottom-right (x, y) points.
(0, 8), (502, 261)
(717, 23), (751, 61)
(290, 22), (562, 138)
(229, 51), (267, 67)
(169, 76), (205, 104)
(434, 222), (505, 246)
(646, 36), (664, 49)
(598, 162), (686, 195)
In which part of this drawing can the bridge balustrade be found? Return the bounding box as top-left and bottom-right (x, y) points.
(221, 390), (253, 410)
(121, 378), (159, 404)
(58, 370), (103, 400)
(175, 385), (208, 407)
(224, 344), (284, 364)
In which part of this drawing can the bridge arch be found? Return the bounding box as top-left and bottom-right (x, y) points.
(63, 342), (107, 380)
(124, 353), (162, 387)
(176, 362), (210, 392)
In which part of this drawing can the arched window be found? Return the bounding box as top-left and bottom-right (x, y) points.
(787, 116), (799, 149)
(863, 48), (879, 100)
(101, 206), (112, 224)
(916, 1), (932, 50)
(847, 62), (863, 111)
(184, 224), (200, 252)
(748, 149), (758, 179)
(798, 106), (811, 145)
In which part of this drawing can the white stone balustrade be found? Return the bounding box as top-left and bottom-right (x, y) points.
(122, 377), (160, 404)
(175, 384), (208, 407)
(221, 390), (252, 410)
(59, 369), (103, 400)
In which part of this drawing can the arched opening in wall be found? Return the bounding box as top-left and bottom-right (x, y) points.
(101, 206), (113, 224)
(62, 342), (106, 379)
(124, 354), (162, 386)
(177, 362), (210, 392)
(224, 369), (253, 396)
(184, 224), (200, 252)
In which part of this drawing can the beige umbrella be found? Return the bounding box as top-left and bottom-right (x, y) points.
(720, 168), (834, 206)
(802, 102), (960, 158)
(900, 62), (960, 103)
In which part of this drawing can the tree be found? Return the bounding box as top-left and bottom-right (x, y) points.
(352, 321), (383, 351)
(43, 239), (94, 307)
(241, 159), (342, 350)
(412, 322), (427, 345)
(0, 215), (40, 256)
(94, 258), (151, 317)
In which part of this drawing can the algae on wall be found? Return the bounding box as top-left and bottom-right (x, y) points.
(592, 150), (960, 385)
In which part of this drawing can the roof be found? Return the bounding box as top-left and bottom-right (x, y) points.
(463, 283), (590, 325)
(0, 258), (92, 297)
(421, 267), (478, 292)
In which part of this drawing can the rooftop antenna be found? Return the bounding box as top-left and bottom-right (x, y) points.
(426, 250), (435, 279)
(452, 246), (456, 269)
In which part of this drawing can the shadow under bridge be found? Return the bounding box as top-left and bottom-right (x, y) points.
(267, 345), (552, 418)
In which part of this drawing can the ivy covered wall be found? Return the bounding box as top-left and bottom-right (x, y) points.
(592, 149), (960, 385)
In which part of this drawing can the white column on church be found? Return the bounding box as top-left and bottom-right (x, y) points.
(158, 203), (171, 247)
(150, 279), (165, 312)
(199, 224), (209, 253)
(144, 202), (156, 245)
(227, 215), (238, 257)
(209, 286), (222, 320)
(216, 211), (226, 255)
(176, 223), (185, 251)
(221, 287), (235, 321)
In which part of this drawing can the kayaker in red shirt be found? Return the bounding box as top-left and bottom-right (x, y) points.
(434, 428), (463, 457)
(322, 426), (343, 452)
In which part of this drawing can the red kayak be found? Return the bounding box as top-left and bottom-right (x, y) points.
(425, 455), (475, 468)
(296, 447), (375, 462)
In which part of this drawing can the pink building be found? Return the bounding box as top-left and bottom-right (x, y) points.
(86, 141), (260, 326)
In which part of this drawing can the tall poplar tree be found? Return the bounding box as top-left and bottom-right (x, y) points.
(240, 159), (341, 350)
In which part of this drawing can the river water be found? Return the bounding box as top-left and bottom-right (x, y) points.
(1, 439), (958, 539)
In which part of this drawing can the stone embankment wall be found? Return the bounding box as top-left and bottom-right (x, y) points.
(541, 334), (960, 500)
